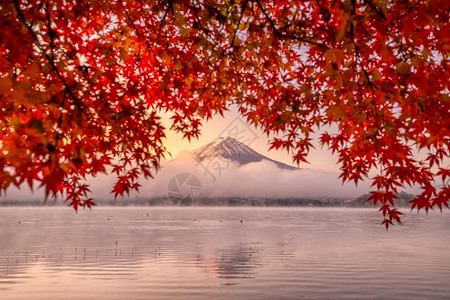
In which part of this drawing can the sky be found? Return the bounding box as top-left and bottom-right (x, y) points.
(161, 105), (340, 173)
(2, 105), (423, 202)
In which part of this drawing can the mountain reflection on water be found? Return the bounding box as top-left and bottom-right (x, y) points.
(0, 207), (449, 300)
(195, 245), (261, 282)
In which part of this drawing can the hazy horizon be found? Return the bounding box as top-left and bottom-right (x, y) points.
(2, 149), (421, 204)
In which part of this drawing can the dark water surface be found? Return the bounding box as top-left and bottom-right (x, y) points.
(0, 207), (449, 299)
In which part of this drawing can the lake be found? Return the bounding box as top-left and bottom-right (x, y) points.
(0, 207), (449, 299)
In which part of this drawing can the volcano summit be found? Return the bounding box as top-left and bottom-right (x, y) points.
(193, 137), (297, 170)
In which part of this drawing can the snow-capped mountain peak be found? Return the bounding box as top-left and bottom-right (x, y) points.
(192, 137), (297, 170)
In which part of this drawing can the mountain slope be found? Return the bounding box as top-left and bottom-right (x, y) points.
(193, 137), (297, 170)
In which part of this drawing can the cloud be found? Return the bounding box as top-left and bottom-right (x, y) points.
(127, 151), (372, 200)
(1, 151), (419, 202)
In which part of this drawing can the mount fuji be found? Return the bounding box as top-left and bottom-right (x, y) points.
(192, 137), (297, 170)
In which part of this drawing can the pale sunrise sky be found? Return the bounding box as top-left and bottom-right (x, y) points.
(2, 105), (429, 201)
(161, 105), (340, 173)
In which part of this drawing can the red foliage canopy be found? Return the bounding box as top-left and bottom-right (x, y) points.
(0, 0), (449, 227)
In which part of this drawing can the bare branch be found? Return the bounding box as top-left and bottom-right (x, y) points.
(254, 0), (327, 49)
(230, 0), (248, 48)
(13, 0), (85, 113)
(363, 0), (386, 20)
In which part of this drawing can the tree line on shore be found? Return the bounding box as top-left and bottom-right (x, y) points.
(0, 192), (416, 208)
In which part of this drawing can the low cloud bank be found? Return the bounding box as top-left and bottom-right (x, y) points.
(122, 151), (372, 200)
(2, 151), (419, 202)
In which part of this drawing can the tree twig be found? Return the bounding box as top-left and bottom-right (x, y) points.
(363, 0), (386, 20)
(13, 0), (85, 113)
(230, 0), (248, 47)
(254, 0), (327, 48)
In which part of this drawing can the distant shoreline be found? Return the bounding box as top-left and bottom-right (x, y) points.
(0, 192), (415, 208)
(0, 197), (351, 207)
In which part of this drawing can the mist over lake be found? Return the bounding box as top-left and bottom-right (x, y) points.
(1, 207), (449, 300)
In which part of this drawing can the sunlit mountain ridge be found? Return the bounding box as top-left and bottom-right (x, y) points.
(193, 137), (297, 170)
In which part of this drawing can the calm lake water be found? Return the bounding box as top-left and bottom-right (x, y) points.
(0, 207), (449, 300)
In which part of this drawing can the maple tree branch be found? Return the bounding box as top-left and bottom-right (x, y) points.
(192, 1), (211, 36)
(120, 4), (160, 66)
(227, 52), (248, 92)
(230, 0), (248, 48)
(158, 1), (174, 49)
(399, 42), (408, 61)
(352, 37), (378, 96)
(199, 49), (226, 98)
(13, 0), (85, 114)
(349, 0), (377, 97)
(53, 90), (68, 151)
(358, 48), (375, 63)
(159, 1), (172, 30)
(363, 0), (386, 20)
(123, 7), (144, 43)
(191, 2), (229, 59)
(254, 0), (327, 48)
(57, 91), (67, 129)
(45, 3), (55, 62)
(363, 1), (400, 32)
(190, 2), (242, 96)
